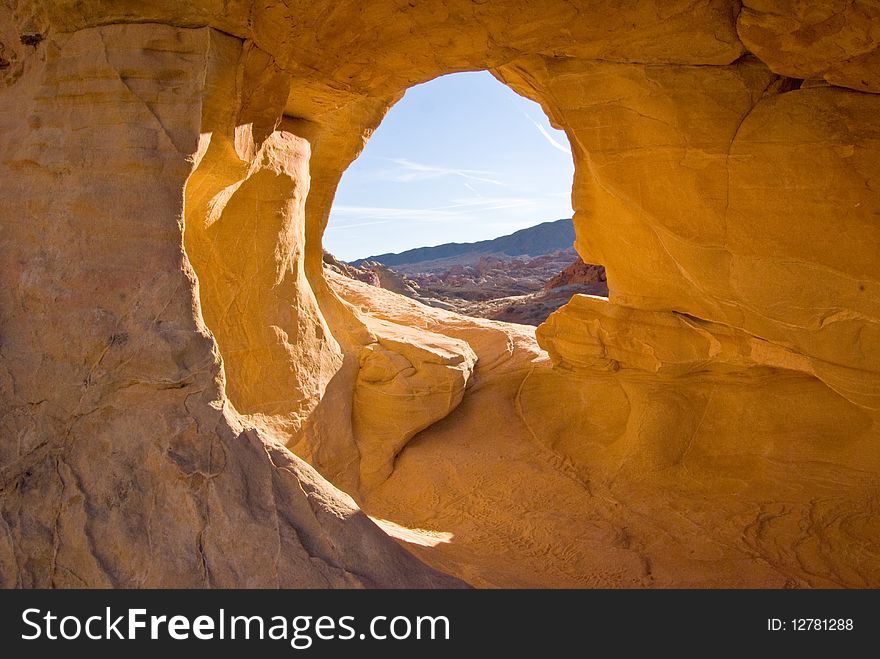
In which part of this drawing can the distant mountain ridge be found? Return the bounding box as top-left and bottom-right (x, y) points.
(351, 218), (575, 268)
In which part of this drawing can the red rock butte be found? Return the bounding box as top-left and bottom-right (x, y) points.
(1, 1), (878, 588)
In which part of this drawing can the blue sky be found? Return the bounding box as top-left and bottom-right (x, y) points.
(324, 71), (574, 261)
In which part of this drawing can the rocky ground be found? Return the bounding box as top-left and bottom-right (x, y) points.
(324, 248), (609, 326)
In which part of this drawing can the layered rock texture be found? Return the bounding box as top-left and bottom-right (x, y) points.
(1, 1), (878, 588)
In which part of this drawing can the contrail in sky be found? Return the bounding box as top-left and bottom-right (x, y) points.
(522, 112), (571, 155)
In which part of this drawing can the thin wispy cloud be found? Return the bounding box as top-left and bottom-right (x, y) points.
(330, 205), (464, 226)
(441, 196), (539, 211)
(522, 113), (572, 155)
(331, 205), (460, 222)
(372, 158), (509, 186)
(331, 196), (541, 226)
(324, 219), (393, 231)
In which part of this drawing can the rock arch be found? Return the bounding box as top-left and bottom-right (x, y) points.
(1, 1), (878, 587)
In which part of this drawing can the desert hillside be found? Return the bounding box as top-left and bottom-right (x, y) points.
(353, 218), (577, 269)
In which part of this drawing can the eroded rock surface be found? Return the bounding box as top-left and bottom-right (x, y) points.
(353, 320), (476, 489)
(1, 1), (878, 588)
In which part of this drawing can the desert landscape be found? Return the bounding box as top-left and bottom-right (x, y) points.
(1, 1), (878, 589)
(325, 219), (608, 326)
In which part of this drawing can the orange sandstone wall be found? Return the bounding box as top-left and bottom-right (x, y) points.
(1, 1), (878, 587)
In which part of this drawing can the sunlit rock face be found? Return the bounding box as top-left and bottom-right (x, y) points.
(1, 1), (878, 588)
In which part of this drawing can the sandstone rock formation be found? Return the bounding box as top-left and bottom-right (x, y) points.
(322, 251), (381, 288)
(352, 320), (476, 490)
(403, 251), (582, 302)
(1, 1), (878, 588)
(544, 258), (606, 292)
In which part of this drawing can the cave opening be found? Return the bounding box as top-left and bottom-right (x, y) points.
(323, 71), (607, 328)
